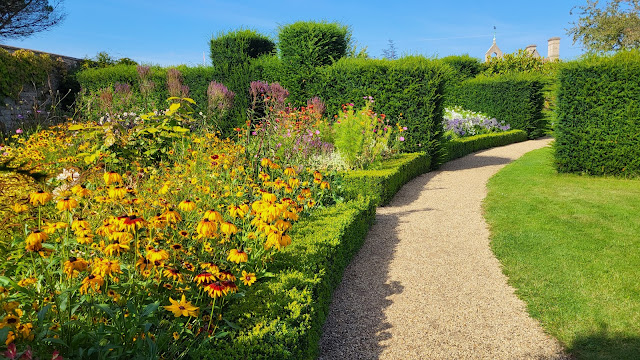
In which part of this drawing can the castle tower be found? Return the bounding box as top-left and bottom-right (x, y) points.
(548, 37), (560, 61)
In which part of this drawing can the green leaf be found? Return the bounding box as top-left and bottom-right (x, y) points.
(182, 97), (196, 104)
(95, 303), (115, 319)
(172, 126), (189, 133)
(68, 124), (85, 131)
(140, 301), (160, 318)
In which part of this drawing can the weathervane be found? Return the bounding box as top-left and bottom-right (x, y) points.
(493, 26), (496, 42)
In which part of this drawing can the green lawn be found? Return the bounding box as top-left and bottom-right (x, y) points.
(484, 146), (640, 360)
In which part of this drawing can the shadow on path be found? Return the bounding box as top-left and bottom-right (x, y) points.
(317, 169), (435, 359)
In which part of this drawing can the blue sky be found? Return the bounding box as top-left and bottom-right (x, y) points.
(2, 0), (586, 66)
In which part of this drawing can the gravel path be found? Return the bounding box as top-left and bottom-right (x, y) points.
(318, 138), (568, 360)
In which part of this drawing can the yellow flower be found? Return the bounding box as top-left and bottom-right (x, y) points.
(103, 171), (122, 185)
(173, 332), (180, 340)
(228, 204), (249, 219)
(56, 197), (78, 211)
(63, 257), (88, 277)
(29, 190), (52, 206)
(71, 184), (91, 197)
(196, 219), (218, 238)
(71, 218), (90, 232)
(162, 209), (182, 224)
(163, 295), (198, 317)
(203, 209), (222, 222)
(284, 167), (296, 176)
(103, 240), (130, 256)
(108, 186), (128, 199)
(11, 203), (28, 213)
(79, 274), (104, 294)
(25, 230), (47, 252)
(118, 215), (146, 232)
(178, 200), (196, 212)
(227, 249), (248, 264)
(320, 181), (330, 190)
(220, 222), (238, 237)
(241, 271), (257, 286)
(146, 248), (169, 263)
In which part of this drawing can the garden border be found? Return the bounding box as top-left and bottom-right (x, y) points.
(204, 130), (529, 358)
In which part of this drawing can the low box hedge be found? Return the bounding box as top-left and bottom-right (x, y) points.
(441, 130), (528, 162)
(342, 152), (432, 207)
(199, 197), (376, 359)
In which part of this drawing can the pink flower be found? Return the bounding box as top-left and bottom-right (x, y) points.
(399, 136), (405, 142)
(51, 350), (63, 360)
(403, 126), (407, 130)
(15, 128), (23, 134)
(4, 343), (17, 360)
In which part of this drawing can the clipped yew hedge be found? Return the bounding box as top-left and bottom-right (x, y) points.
(311, 56), (449, 157)
(448, 73), (546, 138)
(555, 51), (640, 177)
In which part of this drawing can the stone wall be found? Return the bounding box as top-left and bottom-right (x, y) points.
(0, 45), (82, 134)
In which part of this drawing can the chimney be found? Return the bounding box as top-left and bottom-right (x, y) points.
(548, 37), (560, 61)
(525, 44), (540, 58)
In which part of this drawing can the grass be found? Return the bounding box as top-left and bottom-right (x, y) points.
(484, 146), (640, 360)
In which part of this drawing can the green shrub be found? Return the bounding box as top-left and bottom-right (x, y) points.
(483, 49), (551, 76)
(447, 73), (546, 138)
(278, 21), (350, 104)
(311, 56), (448, 158)
(196, 198), (376, 359)
(555, 51), (640, 177)
(342, 152), (432, 206)
(440, 54), (485, 80)
(441, 130), (528, 162)
(250, 54), (284, 84)
(210, 29), (275, 69)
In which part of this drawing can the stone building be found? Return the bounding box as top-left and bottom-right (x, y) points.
(485, 36), (560, 62)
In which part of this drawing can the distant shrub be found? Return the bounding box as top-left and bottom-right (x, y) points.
(441, 130), (528, 162)
(555, 51), (640, 177)
(440, 54), (485, 80)
(278, 21), (350, 104)
(209, 29), (275, 69)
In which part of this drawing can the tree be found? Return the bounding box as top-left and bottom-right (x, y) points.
(0, 0), (65, 40)
(567, 0), (640, 51)
(381, 39), (398, 60)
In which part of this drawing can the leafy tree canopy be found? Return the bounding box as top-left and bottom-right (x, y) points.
(567, 0), (640, 51)
(0, 0), (65, 40)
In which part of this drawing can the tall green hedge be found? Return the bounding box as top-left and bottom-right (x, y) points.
(555, 51), (640, 177)
(278, 21), (350, 104)
(447, 73), (546, 138)
(310, 56), (448, 158)
(76, 65), (217, 118)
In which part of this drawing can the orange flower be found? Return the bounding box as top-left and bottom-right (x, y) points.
(103, 171), (122, 185)
(56, 197), (78, 211)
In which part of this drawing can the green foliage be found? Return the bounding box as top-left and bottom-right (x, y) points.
(311, 56), (448, 159)
(75, 65), (218, 121)
(278, 21), (350, 104)
(250, 54), (284, 84)
(567, 0), (640, 52)
(197, 198), (376, 359)
(440, 130), (528, 163)
(333, 102), (400, 169)
(555, 50), (640, 177)
(483, 49), (554, 76)
(447, 73), (547, 138)
(486, 146), (640, 360)
(342, 152), (432, 206)
(209, 29), (275, 69)
(0, 48), (61, 99)
(70, 98), (194, 169)
(440, 54), (485, 80)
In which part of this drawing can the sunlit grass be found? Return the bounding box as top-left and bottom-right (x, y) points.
(485, 146), (640, 360)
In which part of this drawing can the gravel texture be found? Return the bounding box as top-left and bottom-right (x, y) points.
(318, 138), (568, 360)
